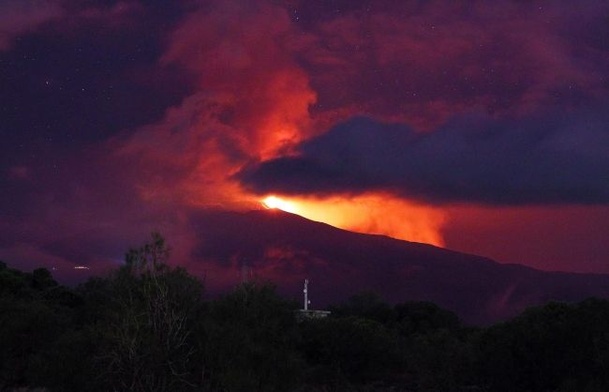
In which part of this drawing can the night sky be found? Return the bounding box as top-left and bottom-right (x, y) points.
(2, 0), (609, 281)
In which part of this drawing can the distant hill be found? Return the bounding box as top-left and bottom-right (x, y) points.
(190, 209), (609, 324)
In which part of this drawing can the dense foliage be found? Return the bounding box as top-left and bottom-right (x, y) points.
(1, 234), (608, 392)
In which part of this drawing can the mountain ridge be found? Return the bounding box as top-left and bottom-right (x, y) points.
(189, 208), (609, 324)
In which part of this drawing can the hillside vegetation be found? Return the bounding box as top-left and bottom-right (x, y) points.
(1, 234), (608, 392)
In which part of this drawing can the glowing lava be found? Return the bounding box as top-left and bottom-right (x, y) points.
(262, 195), (298, 213)
(260, 194), (445, 246)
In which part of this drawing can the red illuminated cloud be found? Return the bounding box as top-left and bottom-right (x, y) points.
(279, 1), (606, 131)
(109, 0), (609, 259)
(114, 1), (320, 208)
(161, 1), (317, 157)
(115, 0), (609, 209)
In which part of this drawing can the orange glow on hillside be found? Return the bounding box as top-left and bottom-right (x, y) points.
(260, 193), (445, 246)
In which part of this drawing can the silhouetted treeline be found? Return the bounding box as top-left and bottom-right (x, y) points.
(1, 234), (609, 392)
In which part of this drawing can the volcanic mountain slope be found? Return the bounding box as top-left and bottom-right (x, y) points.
(190, 209), (609, 324)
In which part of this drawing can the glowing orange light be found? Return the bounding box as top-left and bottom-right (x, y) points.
(259, 193), (445, 246)
(261, 195), (299, 213)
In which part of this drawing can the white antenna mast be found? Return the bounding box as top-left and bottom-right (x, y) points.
(296, 279), (330, 320)
(303, 279), (310, 310)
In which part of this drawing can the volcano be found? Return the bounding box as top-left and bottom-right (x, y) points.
(188, 209), (609, 324)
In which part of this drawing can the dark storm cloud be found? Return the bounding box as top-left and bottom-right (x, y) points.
(239, 108), (609, 205)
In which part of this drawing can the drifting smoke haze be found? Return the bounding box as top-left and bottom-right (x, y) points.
(1, 0), (609, 282)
